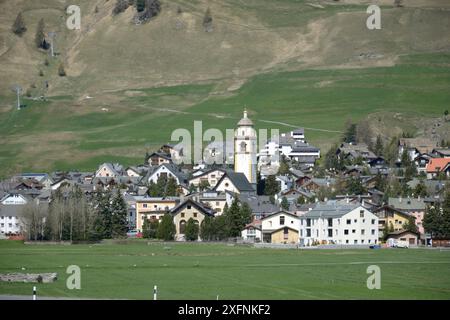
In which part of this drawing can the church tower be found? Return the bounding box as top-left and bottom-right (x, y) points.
(234, 110), (257, 184)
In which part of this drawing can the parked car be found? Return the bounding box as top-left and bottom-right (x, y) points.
(126, 230), (142, 238)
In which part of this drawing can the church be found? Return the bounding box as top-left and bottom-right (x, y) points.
(234, 110), (257, 186)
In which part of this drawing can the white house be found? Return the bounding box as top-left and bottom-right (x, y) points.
(241, 221), (262, 242)
(1, 194), (28, 205)
(145, 163), (188, 186)
(261, 211), (300, 244)
(299, 201), (379, 246)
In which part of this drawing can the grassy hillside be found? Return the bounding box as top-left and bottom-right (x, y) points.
(0, 1), (450, 176)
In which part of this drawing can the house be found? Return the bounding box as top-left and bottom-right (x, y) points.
(300, 202), (379, 246)
(337, 143), (376, 163)
(1, 193), (28, 205)
(398, 138), (438, 161)
(275, 175), (292, 193)
(135, 196), (179, 232)
(241, 220), (262, 242)
(233, 193), (279, 220)
(367, 157), (386, 168)
(95, 163), (125, 178)
(187, 169), (227, 189)
(170, 199), (215, 241)
(18, 173), (53, 189)
(387, 230), (420, 247)
(372, 205), (413, 240)
(145, 163), (188, 186)
(425, 158), (450, 179)
(431, 148), (450, 158)
(0, 200), (48, 237)
(214, 171), (256, 195)
(388, 197), (426, 236)
(261, 211), (300, 244)
(191, 190), (227, 215)
(302, 178), (336, 193)
(147, 152), (172, 167)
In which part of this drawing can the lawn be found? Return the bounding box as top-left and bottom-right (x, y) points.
(0, 241), (449, 300)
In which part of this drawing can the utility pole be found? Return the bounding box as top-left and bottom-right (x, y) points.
(11, 85), (22, 110)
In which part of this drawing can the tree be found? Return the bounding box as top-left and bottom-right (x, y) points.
(384, 136), (399, 166)
(35, 18), (48, 49)
(225, 199), (243, 238)
(264, 175), (280, 196)
(111, 190), (128, 238)
(423, 191), (450, 239)
(413, 180), (428, 198)
(157, 213), (176, 240)
(277, 156), (290, 175)
(94, 190), (113, 239)
(240, 202), (252, 227)
(165, 176), (178, 196)
(394, 0), (403, 7)
(281, 197), (290, 211)
(12, 12), (27, 36)
(346, 177), (366, 195)
(58, 63), (66, 77)
(374, 135), (384, 157)
(203, 7), (213, 32)
(199, 180), (210, 191)
(185, 218), (199, 241)
(200, 216), (215, 241)
(256, 171), (265, 195)
(343, 120), (357, 143)
(403, 216), (418, 233)
(382, 222), (395, 241)
(136, 0), (146, 12)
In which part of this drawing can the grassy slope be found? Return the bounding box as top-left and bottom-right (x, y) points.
(1, 1), (450, 177)
(0, 241), (449, 299)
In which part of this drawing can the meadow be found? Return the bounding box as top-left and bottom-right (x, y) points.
(0, 240), (450, 300)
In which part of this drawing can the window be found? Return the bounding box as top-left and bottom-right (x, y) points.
(328, 218), (333, 227)
(346, 240), (349, 244)
(354, 219), (357, 223)
(360, 210), (364, 218)
(352, 230), (356, 234)
(143, 204), (148, 208)
(371, 219), (375, 225)
(280, 216), (285, 225)
(346, 219), (351, 225)
(371, 229), (375, 235)
(181, 212), (185, 218)
(284, 227), (289, 240)
(306, 229), (311, 237)
(328, 229), (333, 237)
(354, 240), (358, 244)
(187, 205), (192, 209)
(306, 219), (311, 227)
(361, 229), (365, 235)
(361, 240), (365, 244)
(344, 229), (349, 235)
(193, 212), (198, 218)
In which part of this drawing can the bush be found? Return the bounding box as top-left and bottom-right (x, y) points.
(185, 218), (199, 241)
(12, 12), (27, 36)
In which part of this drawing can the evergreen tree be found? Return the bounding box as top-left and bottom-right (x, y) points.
(374, 135), (384, 157)
(240, 202), (252, 227)
(264, 175), (280, 196)
(277, 156), (290, 175)
(213, 214), (229, 240)
(95, 190), (113, 239)
(281, 197), (290, 211)
(111, 190), (128, 238)
(12, 12), (27, 36)
(403, 216), (418, 233)
(347, 177), (366, 195)
(165, 176), (178, 196)
(157, 213), (176, 240)
(185, 218), (199, 241)
(136, 0), (146, 12)
(203, 7), (213, 31)
(199, 180), (210, 191)
(225, 199), (243, 238)
(35, 18), (48, 49)
(200, 216), (215, 241)
(256, 171), (265, 195)
(413, 180), (428, 198)
(343, 120), (357, 143)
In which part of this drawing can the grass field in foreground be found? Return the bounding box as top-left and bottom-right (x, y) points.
(0, 241), (450, 300)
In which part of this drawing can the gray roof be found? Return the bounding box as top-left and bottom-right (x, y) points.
(220, 171), (255, 192)
(388, 197), (426, 211)
(237, 194), (279, 214)
(406, 179), (446, 196)
(0, 202), (49, 218)
(302, 201), (359, 218)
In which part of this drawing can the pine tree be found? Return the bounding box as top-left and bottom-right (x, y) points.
(165, 176), (178, 196)
(185, 218), (199, 241)
(35, 18), (47, 49)
(225, 199), (242, 238)
(281, 197), (290, 211)
(12, 12), (27, 36)
(278, 156), (290, 175)
(264, 175), (280, 196)
(374, 135), (384, 157)
(111, 189), (128, 238)
(200, 216), (215, 241)
(157, 213), (176, 240)
(96, 190), (113, 239)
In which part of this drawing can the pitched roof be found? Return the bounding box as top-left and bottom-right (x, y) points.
(237, 194), (279, 214)
(262, 210), (299, 221)
(169, 198), (215, 216)
(426, 158), (450, 173)
(215, 171), (255, 192)
(388, 197), (426, 211)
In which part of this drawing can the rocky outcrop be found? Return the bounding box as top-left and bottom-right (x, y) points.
(0, 273), (58, 283)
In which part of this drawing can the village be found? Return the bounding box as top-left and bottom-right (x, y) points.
(0, 111), (449, 248)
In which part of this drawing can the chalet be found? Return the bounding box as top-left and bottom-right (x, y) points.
(18, 174), (53, 189)
(145, 163), (188, 186)
(367, 157), (386, 168)
(336, 143), (376, 163)
(170, 199), (215, 241)
(241, 220), (262, 242)
(95, 163), (125, 178)
(302, 178), (336, 193)
(147, 152), (172, 167)
(261, 211), (300, 244)
(426, 158), (450, 179)
(187, 169), (227, 189)
(300, 202), (379, 246)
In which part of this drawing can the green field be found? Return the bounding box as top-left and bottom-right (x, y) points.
(1, 241), (450, 300)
